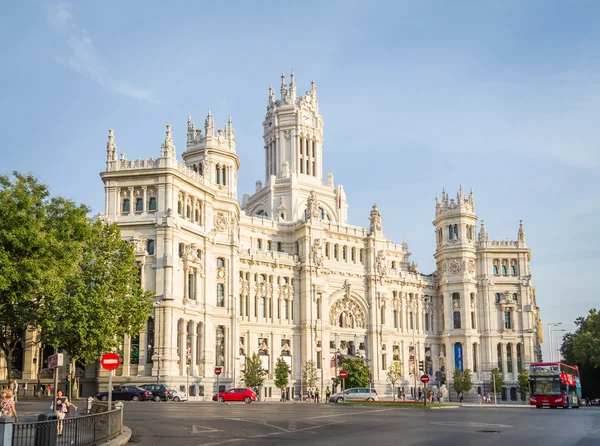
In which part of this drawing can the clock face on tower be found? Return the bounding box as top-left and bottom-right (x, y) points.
(303, 113), (312, 125)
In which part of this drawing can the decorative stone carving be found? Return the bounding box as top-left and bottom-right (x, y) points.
(329, 297), (365, 329)
(311, 238), (323, 267)
(409, 261), (419, 274)
(214, 212), (228, 231)
(466, 259), (476, 274)
(452, 299), (461, 309)
(255, 281), (273, 298)
(448, 259), (461, 274)
(376, 250), (387, 276)
(343, 279), (351, 299)
(216, 266), (226, 281)
(305, 191), (320, 221)
(369, 204), (382, 234)
(240, 276), (250, 297)
(279, 283), (294, 300)
(131, 237), (146, 255)
(284, 130), (291, 140)
(518, 220), (526, 242)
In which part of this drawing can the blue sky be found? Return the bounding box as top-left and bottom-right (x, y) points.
(2, 0), (599, 359)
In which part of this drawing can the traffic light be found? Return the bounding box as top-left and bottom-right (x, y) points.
(418, 361), (424, 371)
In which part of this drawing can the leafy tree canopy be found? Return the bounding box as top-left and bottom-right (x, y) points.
(517, 370), (530, 401)
(452, 368), (473, 395)
(341, 357), (370, 389)
(385, 365), (403, 401)
(490, 368), (504, 393)
(242, 353), (266, 389)
(0, 172), (89, 382)
(274, 357), (290, 390)
(40, 220), (154, 365)
(302, 360), (319, 391)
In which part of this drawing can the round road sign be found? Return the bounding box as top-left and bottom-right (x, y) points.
(101, 353), (121, 371)
(339, 370), (348, 379)
(420, 374), (430, 384)
(214, 367), (223, 376)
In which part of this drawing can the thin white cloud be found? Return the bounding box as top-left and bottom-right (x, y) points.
(46, 1), (158, 103)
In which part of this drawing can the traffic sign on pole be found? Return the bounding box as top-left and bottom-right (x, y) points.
(101, 353), (121, 411)
(339, 370), (348, 379)
(215, 367), (222, 402)
(420, 374), (430, 384)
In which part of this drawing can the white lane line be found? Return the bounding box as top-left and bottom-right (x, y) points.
(200, 420), (344, 446)
(305, 408), (395, 420)
(224, 417), (291, 433)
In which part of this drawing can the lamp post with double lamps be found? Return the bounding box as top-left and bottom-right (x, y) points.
(547, 322), (562, 362)
(553, 330), (566, 361)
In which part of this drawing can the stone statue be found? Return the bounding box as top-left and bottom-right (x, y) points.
(369, 204), (382, 234)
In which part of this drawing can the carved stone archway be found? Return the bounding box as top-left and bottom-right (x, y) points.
(329, 282), (368, 329)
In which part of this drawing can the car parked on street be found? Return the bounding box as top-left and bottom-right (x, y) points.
(171, 389), (188, 402)
(139, 383), (174, 401)
(96, 386), (153, 402)
(212, 388), (257, 403)
(329, 387), (379, 403)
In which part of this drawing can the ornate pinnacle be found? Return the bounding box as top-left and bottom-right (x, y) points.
(106, 129), (117, 161)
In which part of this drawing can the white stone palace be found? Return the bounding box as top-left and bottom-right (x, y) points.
(4, 73), (543, 401)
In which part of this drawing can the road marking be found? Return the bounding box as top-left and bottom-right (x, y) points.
(305, 407), (395, 420)
(192, 425), (221, 434)
(200, 420), (344, 446)
(224, 418), (290, 433)
(430, 421), (513, 429)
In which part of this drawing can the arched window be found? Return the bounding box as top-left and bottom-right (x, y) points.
(122, 199), (130, 213)
(188, 273), (195, 300)
(257, 239), (262, 250)
(318, 207), (325, 220)
(425, 314), (430, 331)
(504, 311), (511, 329)
(454, 224), (459, 240)
(471, 311), (476, 329)
(146, 239), (155, 255)
(342, 246), (347, 261)
(506, 344), (513, 373)
(148, 197), (157, 211)
(216, 283), (225, 307)
(215, 166), (220, 184)
(472, 344), (478, 372)
(453, 311), (461, 329)
(256, 209), (268, 218)
(495, 293), (501, 303)
(359, 249), (364, 263)
(351, 247), (356, 263)
(380, 307), (385, 325)
(452, 292), (460, 301)
(493, 265), (498, 275)
(334, 244), (339, 260)
(409, 313), (414, 330)
(186, 205), (191, 219)
(510, 265), (516, 275)
(177, 201), (183, 215)
(516, 344), (522, 372)
(502, 265), (507, 275)
(448, 225), (453, 240)
(135, 198), (143, 212)
(178, 243), (185, 258)
(393, 310), (398, 329)
(277, 242), (282, 252)
(195, 209), (200, 223)
(222, 168), (227, 186)
(217, 258), (225, 268)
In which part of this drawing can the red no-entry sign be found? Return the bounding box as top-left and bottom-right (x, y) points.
(420, 374), (430, 384)
(101, 353), (121, 371)
(214, 367), (223, 376)
(339, 370), (348, 379)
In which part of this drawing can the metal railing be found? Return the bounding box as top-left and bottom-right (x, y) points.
(9, 405), (123, 446)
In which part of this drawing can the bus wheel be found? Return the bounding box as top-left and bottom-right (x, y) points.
(536, 406), (542, 409)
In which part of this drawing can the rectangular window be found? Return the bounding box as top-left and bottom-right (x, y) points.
(425, 314), (430, 331)
(507, 344), (513, 373)
(316, 352), (322, 369)
(504, 311), (511, 329)
(471, 312), (476, 329)
(239, 295), (243, 316)
(282, 299), (288, 319)
(409, 313), (413, 330)
(215, 326), (225, 367)
(453, 311), (461, 329)
(382, 354), (387, 371)
(217, 283), (225, 307)
(393, 310), (398, 329)
(472, 344), (478, 373)
(259, 297), (266, 318)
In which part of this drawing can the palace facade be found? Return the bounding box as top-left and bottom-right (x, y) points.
(4, 74), (543, 401)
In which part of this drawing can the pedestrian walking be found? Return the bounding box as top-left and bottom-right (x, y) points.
(459, 392), (464, 403)
(12, 380), (18, 402)
(314, 387), (320, 403)
(0, 389), (18, 423)
(46, 384), (51, 397)
(22, 382), (27, 397)
(325, 386), (331, 403)
(54, 389), (77, 436)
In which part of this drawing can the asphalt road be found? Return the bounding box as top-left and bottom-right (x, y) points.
(15, 400), (600, 446)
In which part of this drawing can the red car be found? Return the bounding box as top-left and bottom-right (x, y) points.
(212, 388), (257, 403)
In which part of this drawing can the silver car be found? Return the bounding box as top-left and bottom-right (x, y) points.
(171, 389), (188, 402)
(329, 387), (379, 403)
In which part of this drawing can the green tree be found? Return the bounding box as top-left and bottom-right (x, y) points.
(274, 357), (290, 396)
(452, 368), (473, 396)
(341, 357), (370, 389)
(241, 353), (266, 389)
(561, 309), (600, 398)
(40, 220), (154, 390)
(302, 360), (319, 397)
(517, 369), (530, 403)
(490, 368), (504, 394)
(0, 173), (89, 383)
(385, 365), (403, 401)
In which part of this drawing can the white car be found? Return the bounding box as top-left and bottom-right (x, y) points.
(171, 389), (188, 402)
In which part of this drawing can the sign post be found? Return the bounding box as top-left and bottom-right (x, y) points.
(420, 374), (430, 407)
(339, 370), (348, 401)
(48, 352), (64, 412)
(215, 367), (222, 402)
(101, 353), (121, 411)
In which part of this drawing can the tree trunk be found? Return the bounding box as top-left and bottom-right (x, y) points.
(4, 345), (14, 386)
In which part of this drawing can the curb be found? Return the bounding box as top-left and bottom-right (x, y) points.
(104, 426), (132, 446)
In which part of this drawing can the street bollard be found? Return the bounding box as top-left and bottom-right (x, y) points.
(0, 417), (14, 446)
(115, 402), (124, 434)
(87, 397), (94, 414)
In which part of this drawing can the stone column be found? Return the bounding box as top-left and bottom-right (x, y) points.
(122, 335), (131, 377)
(128, 187), (134, 214)
(138, 329), (147, 375)
(115, 187), (121, 215)
(191, 322), (198, 376)
(183, 266), (189, 301)
(178, 319), (185, 376)
(142, 186), (147, 215)
(501, 343), (508, 376)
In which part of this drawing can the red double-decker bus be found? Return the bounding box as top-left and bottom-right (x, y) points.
(529, 362), (582, 409)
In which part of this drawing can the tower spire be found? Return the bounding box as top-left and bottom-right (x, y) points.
(289, 70), (296, 101)
(161, 124), (176, 159)
(268, 85), (275, 106)
(518, 220), (527, 243)
(226, 115), (235, 141)
(204, 109), (214, 136)
(280, 73), (288, 99)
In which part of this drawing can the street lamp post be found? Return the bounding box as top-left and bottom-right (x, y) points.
(554, 329), (566, 361)
(548, 322), (562, 362)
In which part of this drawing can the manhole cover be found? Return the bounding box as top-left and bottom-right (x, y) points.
(477, 430), (501, 433)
